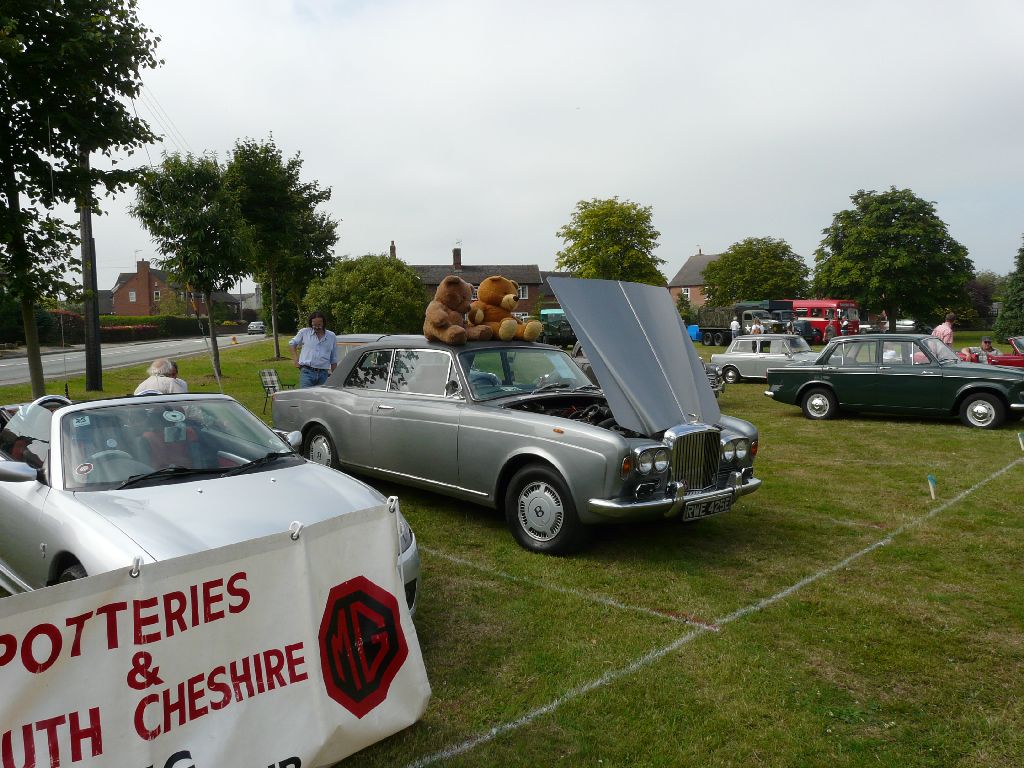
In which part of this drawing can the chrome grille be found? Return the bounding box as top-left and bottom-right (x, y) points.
(669, 426), (721, 493)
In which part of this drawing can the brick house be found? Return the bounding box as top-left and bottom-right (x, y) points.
(110, 260), (243, 318)
(406, 246), (545, 320)
(667, 250), (721, 308)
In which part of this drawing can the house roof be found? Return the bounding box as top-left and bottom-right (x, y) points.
(111, 267), (171, 293)
(410, 264), (543, 286)
(668, 252), (721, 287)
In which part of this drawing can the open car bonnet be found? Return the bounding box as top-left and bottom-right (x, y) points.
(548, 277), (721, 435)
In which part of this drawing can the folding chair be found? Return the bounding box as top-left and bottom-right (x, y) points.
(259, 369), (294, 413)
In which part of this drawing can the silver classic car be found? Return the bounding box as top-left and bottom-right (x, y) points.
(0, 393), (419, 609)
(273, 278), (761, 554)
(710, 334), (819, 383)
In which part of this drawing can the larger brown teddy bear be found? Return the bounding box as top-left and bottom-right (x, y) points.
(471, 275), (544, 342)
(423, 275), (492, 345)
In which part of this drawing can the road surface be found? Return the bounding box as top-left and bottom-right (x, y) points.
(0, 334), (268, 387)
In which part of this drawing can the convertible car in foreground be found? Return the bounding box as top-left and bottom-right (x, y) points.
(0, 393), (419, 610)
(764, 334), (1024, 428)
(273, 278), (762, 554)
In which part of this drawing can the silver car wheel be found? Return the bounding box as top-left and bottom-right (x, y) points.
(806, 394), (830, 416)
(723, 367), (740, 384)
(516, 480), (564, 542)
(307, 432), (335, 466)
(959, 394), (1004, 429)
(801, 387), (837, 420)
(968, 400), (994, 427)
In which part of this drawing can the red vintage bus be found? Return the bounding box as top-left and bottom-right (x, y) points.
(786, 299), (860, 340)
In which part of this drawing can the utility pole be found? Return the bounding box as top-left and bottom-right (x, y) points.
(79, 148), (103, 391)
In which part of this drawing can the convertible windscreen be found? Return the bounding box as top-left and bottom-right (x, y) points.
(61, 400), (297, 490)
(459, 348), (594, 401)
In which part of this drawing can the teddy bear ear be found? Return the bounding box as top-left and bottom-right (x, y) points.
(442, 275), (462, 286)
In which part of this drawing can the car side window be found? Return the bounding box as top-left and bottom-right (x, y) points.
(881, 341), (909, 365)
(345, 349), (393, 390)
(0, 405), (54, 468)
(768, 339), (787, 354)
(826, 342), (874, 367)
(389, 350), (453, 396)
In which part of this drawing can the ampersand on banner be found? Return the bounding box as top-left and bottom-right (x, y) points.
(127, 651), (164, 690)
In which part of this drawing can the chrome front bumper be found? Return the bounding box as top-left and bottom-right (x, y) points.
(588, 471), (762, 519)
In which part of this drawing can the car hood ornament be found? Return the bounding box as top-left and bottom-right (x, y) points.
(548, 277), (721, 435)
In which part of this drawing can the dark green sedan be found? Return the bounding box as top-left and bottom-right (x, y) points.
(764, 334), (1024, 429)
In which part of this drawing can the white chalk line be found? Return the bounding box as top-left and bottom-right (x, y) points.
(405, 457), (1023, 768)
(422, 546), (719, 630)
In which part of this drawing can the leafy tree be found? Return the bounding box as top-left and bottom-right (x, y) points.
(813, 187), (973, 330)
(993, 237), (1024, 339)
(225, 136), (338, 357)
(555, 197), (665, 285)
(703, 237), (809, 305)
(0, 0), (160, 396)
(130, 152), (252, 377)
(675, 292), (694, 324)
(302, 254), (427, 334)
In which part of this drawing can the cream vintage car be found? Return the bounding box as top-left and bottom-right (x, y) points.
(273, 278), (762, 554)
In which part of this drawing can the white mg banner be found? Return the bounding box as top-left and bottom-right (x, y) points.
(0, 503), (430, 768)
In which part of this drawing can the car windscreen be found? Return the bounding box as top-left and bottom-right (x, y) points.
(459, 348), (594, 401)
(61, 400), (296, 490)
(920, 337), (959, 362)
(788, 337), (813, 352)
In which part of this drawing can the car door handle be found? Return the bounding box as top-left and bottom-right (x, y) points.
(878, 366), (891, 370)
(375, 404), (395, 411)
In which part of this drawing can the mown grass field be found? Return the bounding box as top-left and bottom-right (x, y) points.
(3, 334), (1022, 767)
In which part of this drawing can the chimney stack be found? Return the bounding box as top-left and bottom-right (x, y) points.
(452, 247), (462, 270)
(389, 240), (396, 258)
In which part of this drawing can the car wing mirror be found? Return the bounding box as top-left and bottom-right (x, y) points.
(445, 379), (463, 398)
(273, 429), (303, 450)
(0, 461), (41, 483)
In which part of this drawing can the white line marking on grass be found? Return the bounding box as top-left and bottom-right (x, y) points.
(422, 547), (718, 630)
(406, 457), (1022, 768)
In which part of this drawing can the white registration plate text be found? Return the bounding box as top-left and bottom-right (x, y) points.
(683, 493), (733, 521)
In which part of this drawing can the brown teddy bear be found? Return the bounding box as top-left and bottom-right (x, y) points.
(471, 275), (544, 342)
(423, 275), (493, 345)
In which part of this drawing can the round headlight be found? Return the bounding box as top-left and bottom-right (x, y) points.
(734, 439), (749, 461)
(637, 449), (655, 475)
(653, 448), (670, 473)
(721, 439), (736, 462)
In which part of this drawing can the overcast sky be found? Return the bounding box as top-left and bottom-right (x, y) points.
(88, 0), (1024, 291)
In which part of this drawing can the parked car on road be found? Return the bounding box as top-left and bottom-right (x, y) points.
(247, 320), (265, 335)
(273, 278), (762, 554)
(711, 334), (819, 383)
(764, 334), (1024, 428)
(0, 393), (420, 610)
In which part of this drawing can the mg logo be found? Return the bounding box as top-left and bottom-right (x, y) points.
(318, 576), (409, 718)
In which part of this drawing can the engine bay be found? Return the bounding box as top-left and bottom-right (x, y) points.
(504, 394), (646, 438)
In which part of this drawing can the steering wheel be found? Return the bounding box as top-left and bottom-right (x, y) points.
(91, 450), (134, 461)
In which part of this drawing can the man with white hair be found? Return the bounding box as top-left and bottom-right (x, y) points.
(134, 358), (188, 395)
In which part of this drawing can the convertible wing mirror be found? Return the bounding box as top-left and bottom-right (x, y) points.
(0, 461), (41, 483)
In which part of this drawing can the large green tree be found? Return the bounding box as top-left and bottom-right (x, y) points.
(993, 237), (1024, 339)
(225, 136), (337, 358)
(702, 236), (809, 305)
(555, 197), (665, 285)
(0, 0), (160, 396)
(813, 187), (973, 329)
(130, 152), (252, 378)
(302, 254), (427, 335)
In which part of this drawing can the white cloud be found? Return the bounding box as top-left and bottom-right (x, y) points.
(87, 0), (1024, 290)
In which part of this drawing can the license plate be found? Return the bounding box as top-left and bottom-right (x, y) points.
(683, 493), (733, 521)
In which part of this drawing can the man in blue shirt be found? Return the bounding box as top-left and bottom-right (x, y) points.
(289, 311), (339, 388)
